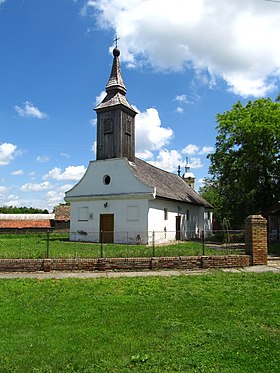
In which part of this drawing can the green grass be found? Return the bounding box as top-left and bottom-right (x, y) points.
(0, 273), (279, 372)
(0, 233), (244, 259)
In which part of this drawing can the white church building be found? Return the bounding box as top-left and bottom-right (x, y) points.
(65, 46), (212, 244)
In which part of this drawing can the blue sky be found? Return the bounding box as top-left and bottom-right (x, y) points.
(1, 0), (280, 211)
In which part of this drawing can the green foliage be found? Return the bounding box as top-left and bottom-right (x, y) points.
(199, 178), (225, 226)
(207, 97), (280, 228)
(0, 206), (49, 214)
(0, 274), (279, 372)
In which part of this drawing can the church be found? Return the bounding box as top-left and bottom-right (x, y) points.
(65, 46), (212, 245)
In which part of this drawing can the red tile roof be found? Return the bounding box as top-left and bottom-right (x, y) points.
(0, 220), (52, 229)
(0, 214), (54, 229)
(54, 205), (70, 221)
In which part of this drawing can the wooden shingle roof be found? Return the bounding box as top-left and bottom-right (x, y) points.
(95, 47), (136, 114)
(129, 158), (213, 208)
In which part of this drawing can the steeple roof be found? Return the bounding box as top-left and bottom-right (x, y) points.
(182, 157), (195, 180)
(95, 47), (136, 114)
(106, 47), (126, 95)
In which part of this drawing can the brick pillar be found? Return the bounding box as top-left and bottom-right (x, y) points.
(245, 215), (267, 265)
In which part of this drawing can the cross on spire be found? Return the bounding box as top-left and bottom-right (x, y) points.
(114, 35), (120, 48)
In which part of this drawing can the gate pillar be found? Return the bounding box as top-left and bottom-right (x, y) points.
(245, 215), (267, 265)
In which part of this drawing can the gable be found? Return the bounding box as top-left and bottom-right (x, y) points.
(65, 158), (154, 200)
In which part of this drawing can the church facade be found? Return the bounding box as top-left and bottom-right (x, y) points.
(65, 47), (212, 244)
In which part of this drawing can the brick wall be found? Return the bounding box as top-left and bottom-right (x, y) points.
(245, 215), (267, 265)
(0, 255), (251, 272)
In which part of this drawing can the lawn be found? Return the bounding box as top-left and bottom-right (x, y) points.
(0, 232), (244, 259)
(0, 273), (279, 372)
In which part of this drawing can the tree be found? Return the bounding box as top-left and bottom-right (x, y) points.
(0, 206), (49, 214)
(204, 98), (280, 228)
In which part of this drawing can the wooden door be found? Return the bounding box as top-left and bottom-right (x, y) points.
(100, 214), (114, 243)
(176, 216), (181, 241)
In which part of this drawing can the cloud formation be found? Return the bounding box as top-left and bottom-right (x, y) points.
(0, 143), (17, 166)
(135, 107), (173, 159)
(44, 165), (86, 181)
(85, 0), (280, 97)
(36, 155), (50, 163)
(11, 170), (24, 176)
(15, 101), (48, 119)
(20, 181), (51, 192)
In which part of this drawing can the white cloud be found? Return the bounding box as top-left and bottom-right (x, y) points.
(90, 118), (97, 126)
(44, 165), (86, 181)
(11, 169), (24, 176)
(182, 144), (214, 156)
(95, 91), (106, 106)
(86, 0), (280, 97)
(15, 101), (48, 119)
(0, 186), (8, 193)
(91, 140), (97, 155)
(149, 149), (182, 172)
(0, 143), (17, 166)
(135, 107), (173, 157)
(174, 94), (187, 103)
(45, 184), (74, 210)
(199, 146), (214, 155)
(182, 144), (200, 155)
(46, 190), (65, 206)
(36, 155), (50, 163)
(136, 149), (153, 161)
(20, 181), (52, 192)
(4, 194), (20, 207)
(0, 0), (6, 5)
(175, 107), (184, 113)
(189, 157), (203, 169)
(60, 152), (70, 158)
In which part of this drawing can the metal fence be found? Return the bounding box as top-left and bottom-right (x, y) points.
(0, 229), (246, 259)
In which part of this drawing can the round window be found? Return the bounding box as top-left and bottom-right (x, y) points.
(103, 175), (111, 185)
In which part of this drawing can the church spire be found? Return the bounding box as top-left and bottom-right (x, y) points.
(95, 46), (136, 113)
(94, 45), (137, 162)
(105, 47), (127, 95)
(182, 157), (195, 189)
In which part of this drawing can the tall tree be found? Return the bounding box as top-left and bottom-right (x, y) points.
(205, 98), (280, 228)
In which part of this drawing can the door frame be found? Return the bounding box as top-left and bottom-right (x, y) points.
(176, 215), (181, 241)
(99, 214), (114, 243)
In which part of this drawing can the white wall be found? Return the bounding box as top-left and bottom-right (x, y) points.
(148, 199), (207, 243)
(66, 158), (153, 198)
(70, 198), (149, 244)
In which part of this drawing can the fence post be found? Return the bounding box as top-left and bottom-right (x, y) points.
(202, 230), (205, 255)
(152, 231), (155, 257)
(46, 230), (50, 258)
(19, 229), (22, 258)
(100, 230), (103, 258)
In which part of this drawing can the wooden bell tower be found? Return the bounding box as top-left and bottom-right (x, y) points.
(95, 47), (137, 162)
